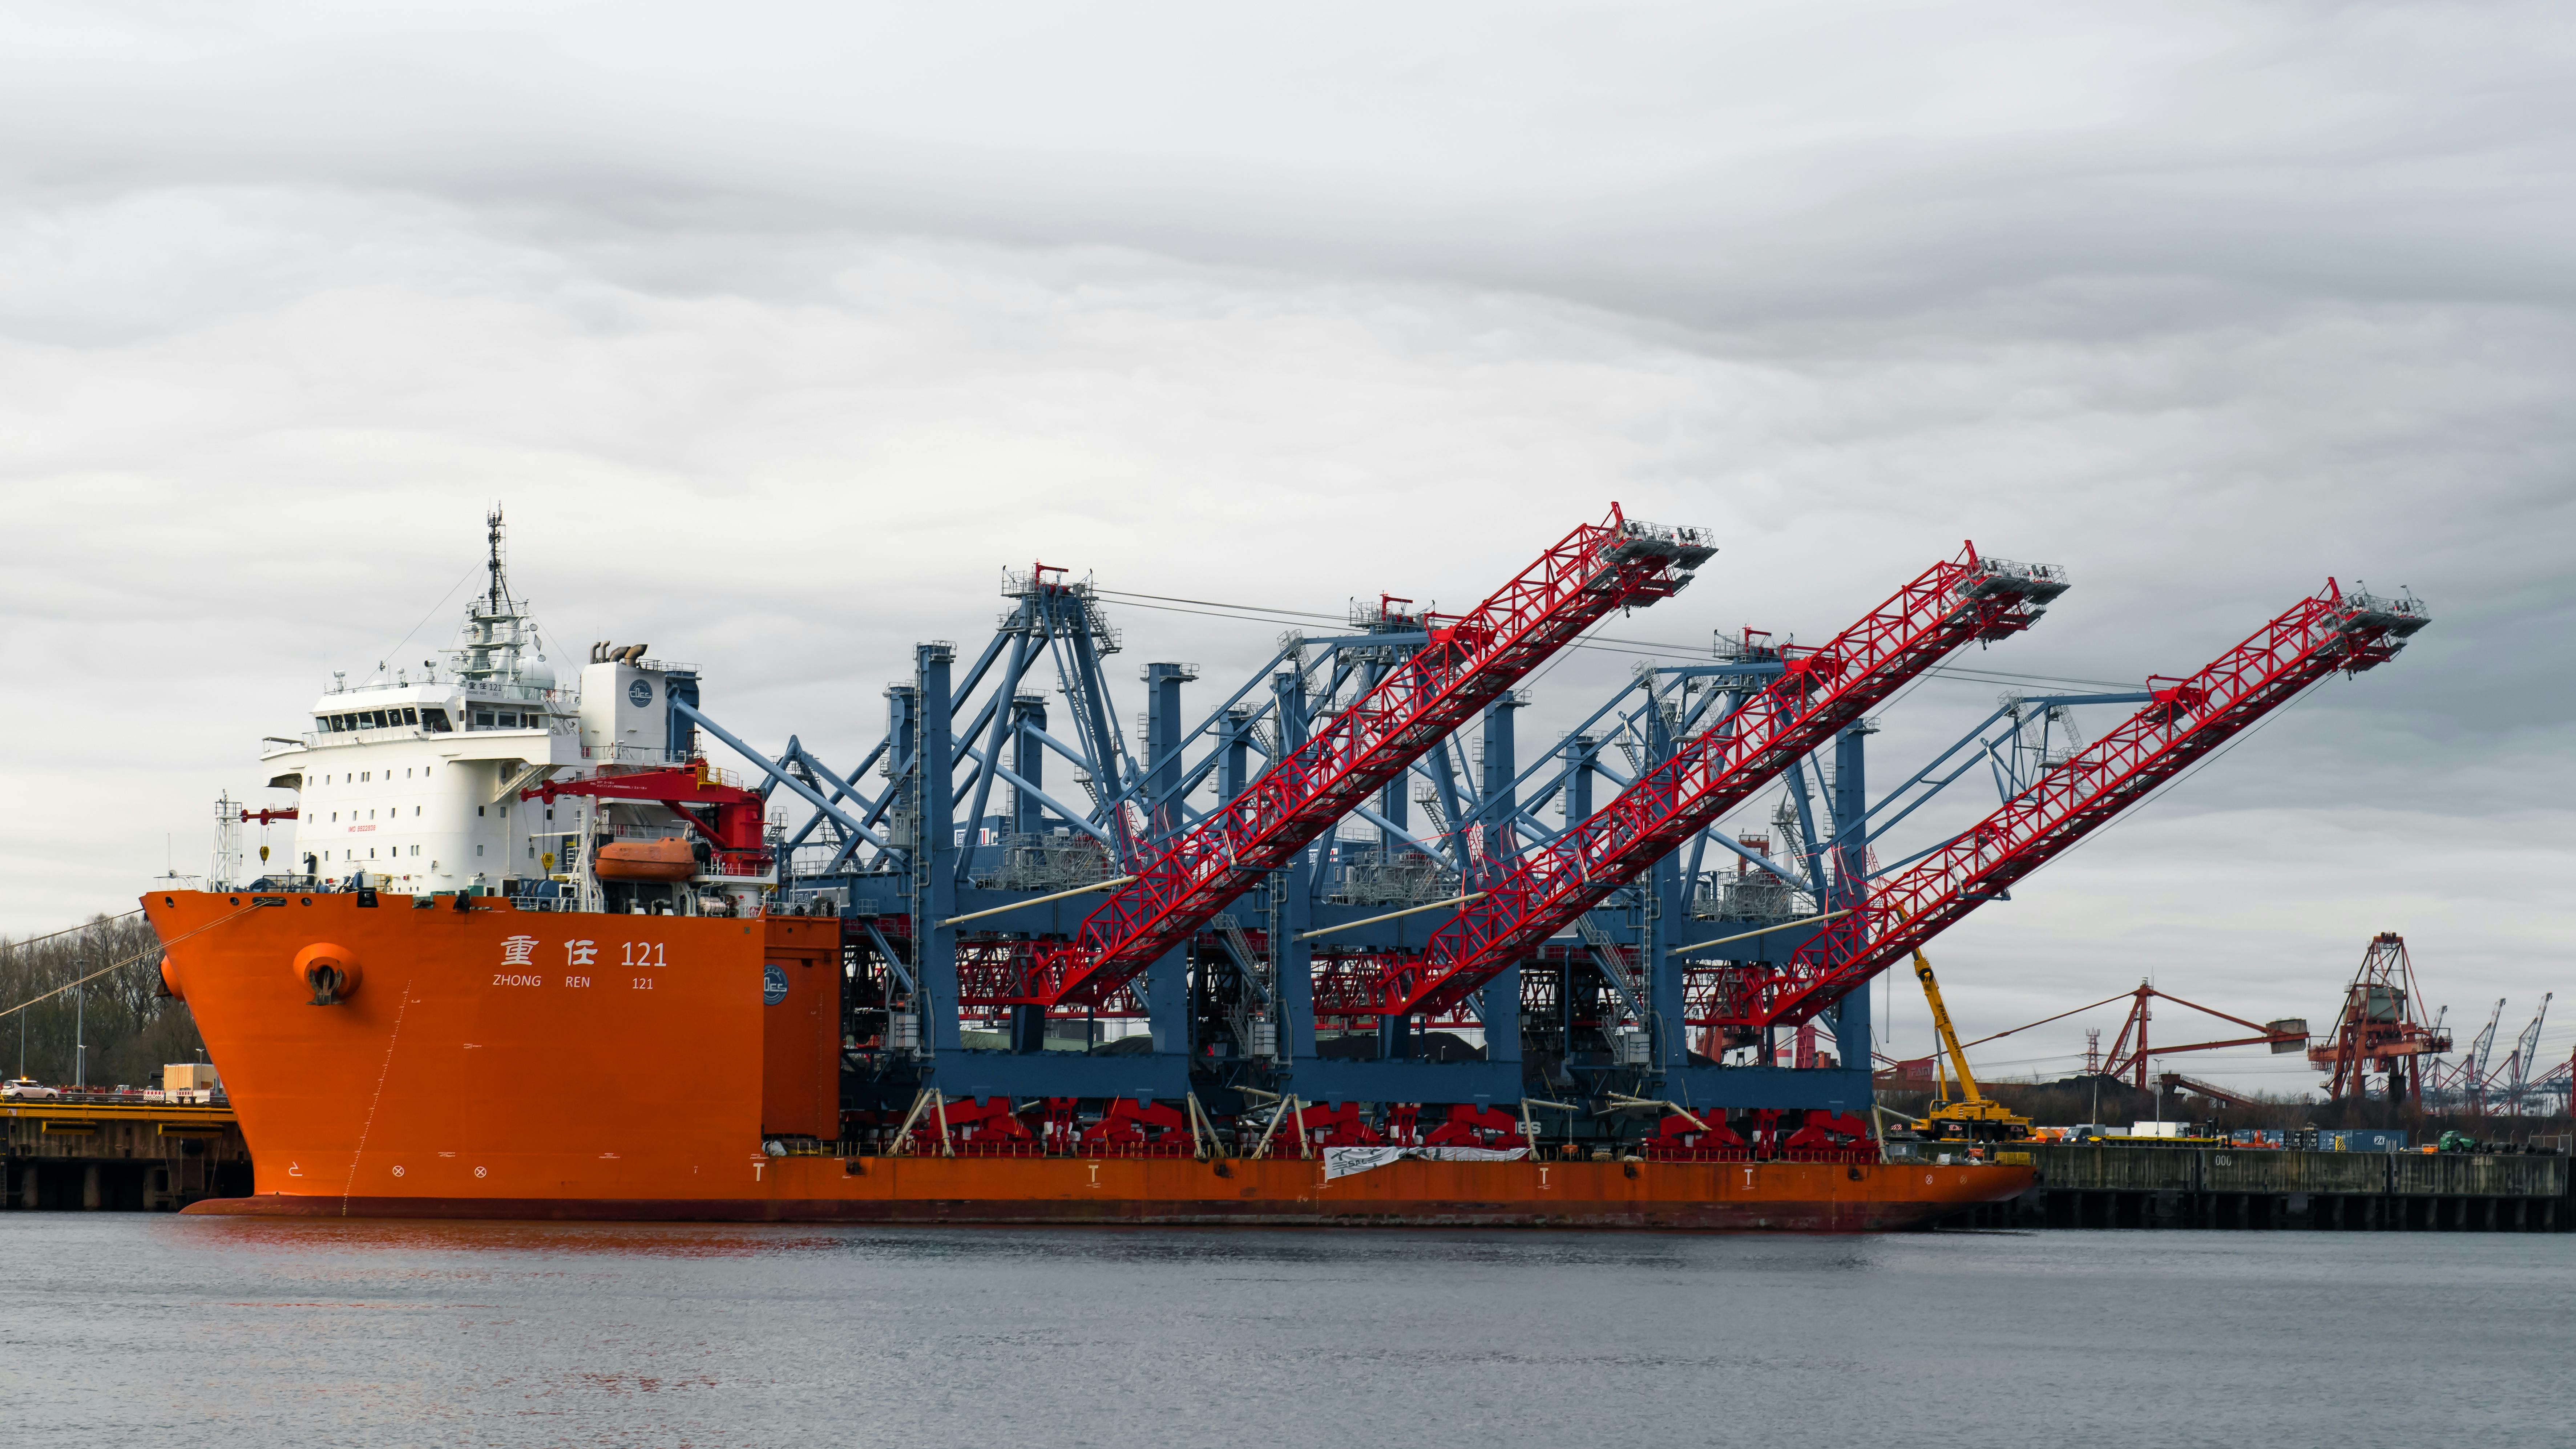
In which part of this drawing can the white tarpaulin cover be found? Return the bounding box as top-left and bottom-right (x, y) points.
(1321, 1145), (1530, 1179)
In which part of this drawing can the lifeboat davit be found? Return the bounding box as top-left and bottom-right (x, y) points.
(594, 837), (698, 882)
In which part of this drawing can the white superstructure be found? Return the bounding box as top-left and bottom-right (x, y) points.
(234, 511), (684, 895)
(219, 508), (765, 916)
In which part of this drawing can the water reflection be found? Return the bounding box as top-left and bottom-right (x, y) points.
(162, 1214), (1902, 1274)
(8, 1219), (2554, 1449)
(166, 1216), (860, 1260)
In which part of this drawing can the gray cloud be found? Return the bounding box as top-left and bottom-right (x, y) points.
(3, 2), (2569, 1086)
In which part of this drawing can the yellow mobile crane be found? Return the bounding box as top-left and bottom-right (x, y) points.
(1908, 949), (2031, 1142)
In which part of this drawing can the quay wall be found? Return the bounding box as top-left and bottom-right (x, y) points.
(1929, 1144), (2571, 1231)
(4, 1103), (252, 1211)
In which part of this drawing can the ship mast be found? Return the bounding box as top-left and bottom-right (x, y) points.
(451, 505), (541, 689)
(485, 505), (514, 619)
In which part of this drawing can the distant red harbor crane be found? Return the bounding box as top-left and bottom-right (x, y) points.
(2309, 932), (2453, 1105)
(1958, 981), (2308, 1090)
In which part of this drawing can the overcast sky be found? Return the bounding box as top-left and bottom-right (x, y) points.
(4, 2), (2569, 1093)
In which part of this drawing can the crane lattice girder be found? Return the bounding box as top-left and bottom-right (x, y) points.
(1722, 578), (2430, 1031)
(1351, 544), (2071, 1017)
(1003, 506), (1717, 1008)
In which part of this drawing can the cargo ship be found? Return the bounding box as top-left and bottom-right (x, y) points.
(147, 891), (2018, 1226)
(149, 510), (2038, 1227)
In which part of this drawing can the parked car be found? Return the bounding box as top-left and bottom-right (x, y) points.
(1, 1077), (61, 1101)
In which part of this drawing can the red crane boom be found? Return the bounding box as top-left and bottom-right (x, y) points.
(1336, 545), (2071, 1018)
(1017, 506), (1716, 1008)
(1715, 580), (2430, 1032)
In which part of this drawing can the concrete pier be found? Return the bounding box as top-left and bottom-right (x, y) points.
(4, 1101), (251, 1211)
(1923, 1143), (2571, 1231)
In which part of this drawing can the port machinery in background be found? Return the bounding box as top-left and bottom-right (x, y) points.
(152, 506), (2430, 1223)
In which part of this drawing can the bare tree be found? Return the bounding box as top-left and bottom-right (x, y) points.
(0, 914), (205, 1088)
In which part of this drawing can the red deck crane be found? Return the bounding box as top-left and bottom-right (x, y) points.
(1003, 507), (1717, 1009)
(1325, 544), (2071, 1017)
(521, 763), (774, 877)
(1707, 580), (2428, 1033)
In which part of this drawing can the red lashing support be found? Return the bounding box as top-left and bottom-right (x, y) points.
(1042, 1096), (1079, 1152)
(1744, 1109), (1783, 1157)
(1079, 1097), (1191, 1146)
(909, 1095), (1032, 1151)
(1290, 1102), (1386, 1147)
(1424, 1103), (1524, 1147)
(1781, 1110), (1870, 1150)
(1653, 1113), (1748, 1149)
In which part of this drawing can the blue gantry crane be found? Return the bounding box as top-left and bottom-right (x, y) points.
(660, 516), (2426, 1156)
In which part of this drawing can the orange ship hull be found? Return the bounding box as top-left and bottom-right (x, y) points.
(147, 890), (2030, 1229)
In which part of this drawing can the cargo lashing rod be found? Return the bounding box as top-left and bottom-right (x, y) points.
(940, 875), (1138, 927)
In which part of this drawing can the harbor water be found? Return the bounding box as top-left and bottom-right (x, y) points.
(2, 1216), (2566, 1447)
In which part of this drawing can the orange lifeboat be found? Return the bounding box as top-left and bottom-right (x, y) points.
(594, 837), (698, 882)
